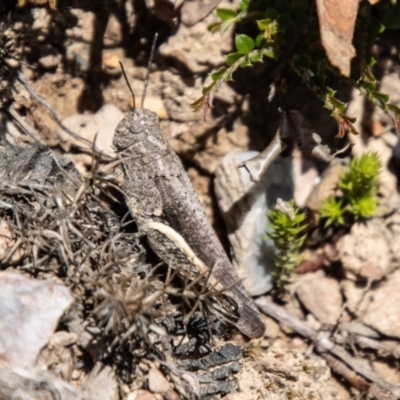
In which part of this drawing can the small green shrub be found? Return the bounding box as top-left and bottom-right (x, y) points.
(320, 152), (382, 226)
(267, 200), (307, 292)
(193, 0), (400, 132)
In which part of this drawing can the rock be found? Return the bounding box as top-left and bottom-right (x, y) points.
(103, 14), (123, 46)
(66, 41), (92, 72)
(376, 193), (400, 218)
(102, 52), (121, 75)
(337, 219), (392, 280)
(58, 113), (97, 151)
(137, 96), (168, 120)
(181, 0), (221, 26)
(94, 104), (124, 153)
(148, 367), (170, 394)
(234, 339), (351, 400)
(295, 270), (342, 325)
(49, 330), (78, 347)
(385, 206), (400, 268)
(57, 104), (124, 160)
(0, 220), (24, 264)
(163, 389), (180, 400)
(341, 279), (372, 316)
(363, 270), (400, 339)
(65, 10), (95, 72)
(38, 45), (61, 69)
(38, 330), (75, 381)
(127, 390), (157, 400)
(291, 149), (319, 208)
(0, 272), (73, 368)
(372, 360), (400, 385)
(83, 363), (119, 400)
(159, 13), (232, 74)
(214, 151), (293, 296)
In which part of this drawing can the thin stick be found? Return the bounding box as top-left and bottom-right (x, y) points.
(16, 72), (97, 151)
(119, 61), (136, 110)
(141, 33), (158, 108)
(6, 108), (42, 142)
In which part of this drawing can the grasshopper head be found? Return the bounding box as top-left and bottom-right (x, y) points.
(113, 108), (160, 151)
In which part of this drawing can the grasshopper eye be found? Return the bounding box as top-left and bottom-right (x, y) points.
(130, 118), (147, 134)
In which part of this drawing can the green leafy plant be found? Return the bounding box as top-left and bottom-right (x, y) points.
(193, 0), (400, 132)
(320, 152), (382, 226)
(267, 200), (307, 292)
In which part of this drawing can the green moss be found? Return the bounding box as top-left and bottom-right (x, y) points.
(267, 200), (307, 292)
(320, 152), (382, 226)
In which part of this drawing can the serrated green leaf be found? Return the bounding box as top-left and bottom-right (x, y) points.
(257, 18), (272, 30)
(373, 91), (390, 103)
(216, 8), (237, 21)
(255, 34), (265, 48)
(208, 22), (221, 33)
(263, 48), (276, 59)
(369, 15), (386, 35)
(359, 80), (376, 92)
(325, 87), (336, 97)
(364, 68), (377, 82)
(220, 19), (233, 35)
(211, 67), (227, 82)
(240, 54), (252, 67)
(330, 97), (346, 112)
(226, 68), (235, 81)
(239, 0), (250, 12)
(387, 103), (400, 114)
(374, 96), (388, 110)
(250, 50), (264, 62)
(236, 10), (247, 20)
(235, 34), (255, 55)
(225, 52), (242, 67)
(372, 91), (390, 110)
(190, 96), (205, 112)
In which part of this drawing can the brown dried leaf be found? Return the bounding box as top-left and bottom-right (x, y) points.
(315, 0), (359, 77)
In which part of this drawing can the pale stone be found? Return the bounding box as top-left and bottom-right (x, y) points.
(295, 270), (342, 325)
(148, 367), (170, 394)
(214, 151), (293, 296)
(57, 104), (123, 159)
(363, 270), (400, 339)
(0, 272), (73, 368)
(337, 219), (391, 280)
(83, 363), (119, 400)
(127, 390), (157, 400)
(137, 96), (168, 120)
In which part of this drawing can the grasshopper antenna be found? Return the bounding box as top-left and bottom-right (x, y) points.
(119, 61), (136, 111)
(141, 32), (158, 109)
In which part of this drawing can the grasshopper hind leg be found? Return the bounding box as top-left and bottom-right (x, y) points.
(145, 221), (240, 327)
